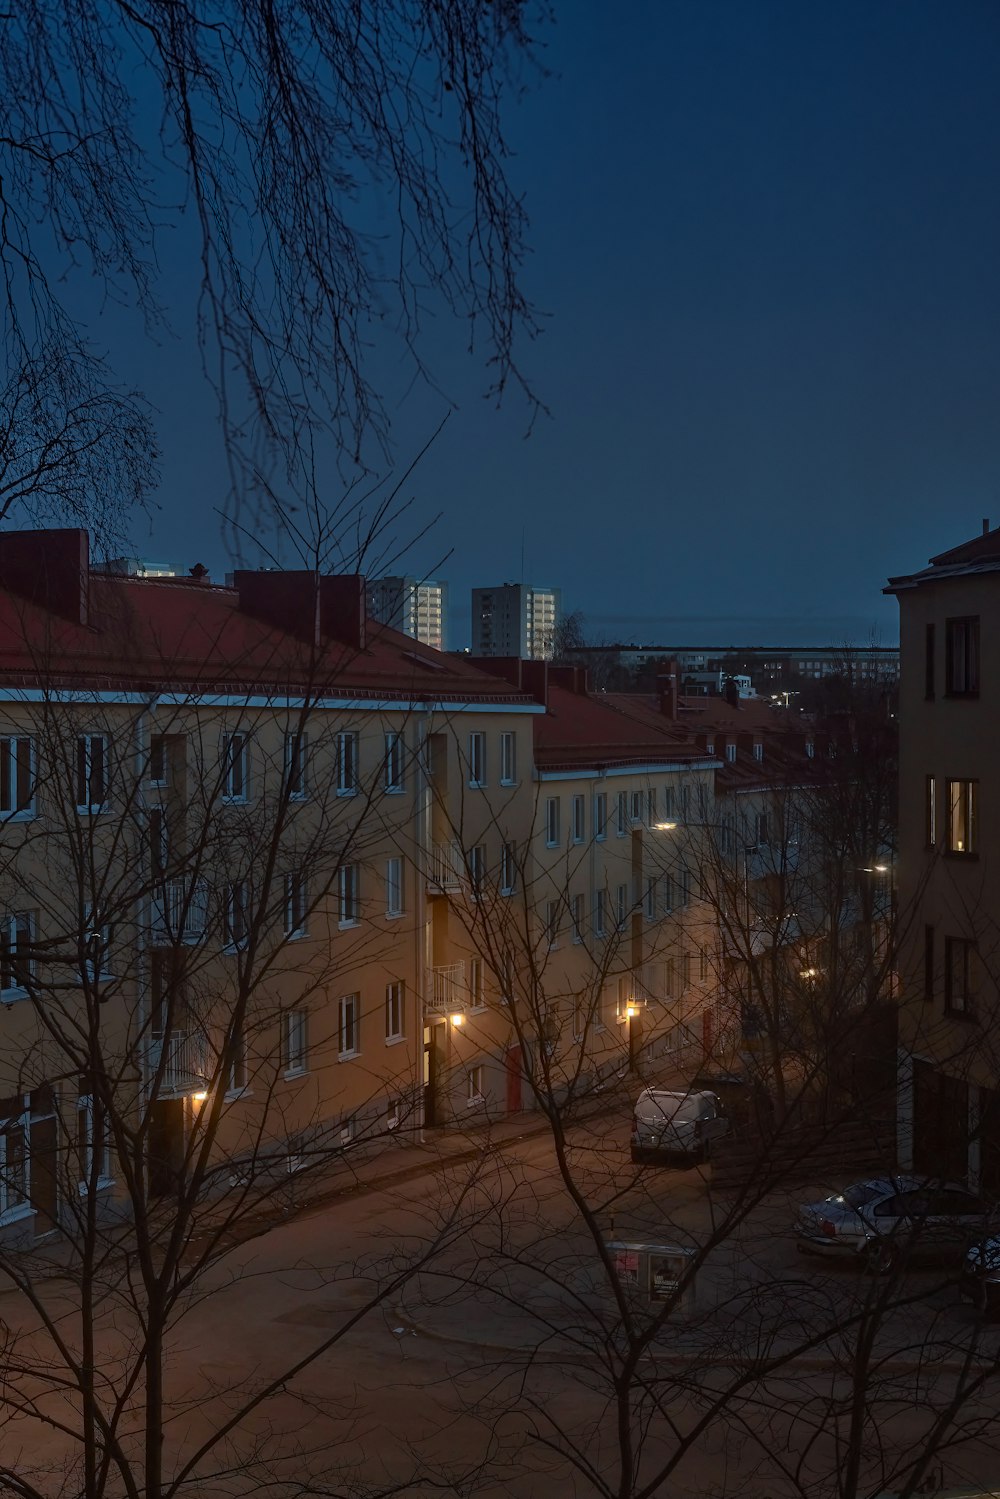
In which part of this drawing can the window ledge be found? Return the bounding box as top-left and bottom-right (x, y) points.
(0, 988), (29, 1004)
(943, 851), (979, 862)
(385, 911), (405, 921)
(0, 1203), (33, 1228)
(77, 1178), (115, 1196)
(384, 1034), (406, 1047)
(338, 1051), (360, 1062)
(0, 810), (35, 824)
(284, 1065), (307, 1080)
(338, 919), (360, 930)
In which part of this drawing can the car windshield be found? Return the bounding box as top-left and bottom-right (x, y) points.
(648, 1094), (699, 1122)
(838, 1184), (883, 1210)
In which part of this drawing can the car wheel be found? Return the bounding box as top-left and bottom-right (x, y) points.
(863, 1239), (898, 1276)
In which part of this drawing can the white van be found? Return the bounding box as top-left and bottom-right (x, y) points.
(631, 1088), (729, 1163)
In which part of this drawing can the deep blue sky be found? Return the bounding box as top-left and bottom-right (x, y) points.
(119, 1), (1000, 647)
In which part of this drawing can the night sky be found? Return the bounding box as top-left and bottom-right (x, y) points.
(113, 1), (1000, 648)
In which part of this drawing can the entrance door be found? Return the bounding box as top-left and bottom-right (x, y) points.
(423, 1027), (438, 1127)
(506, 1045), (523, 1114)
(148, 1098), (186, 1199)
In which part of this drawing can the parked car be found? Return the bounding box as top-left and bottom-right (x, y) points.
(959, 1236), (1000, 1316)
(631, 1088), (729, 1164)
(795, 1177), (995, 1274)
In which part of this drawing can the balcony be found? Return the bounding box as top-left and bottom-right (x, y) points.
(146, 1032), (208, 1096)
(150, 879), (208, 944)
(425, 962), (466, 1017)
(744, 841), (799, 882)
(427, 842), (463, 892)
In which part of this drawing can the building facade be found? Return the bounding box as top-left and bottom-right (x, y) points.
(367, 575), (448, 651)
(471, 583), (561, 661)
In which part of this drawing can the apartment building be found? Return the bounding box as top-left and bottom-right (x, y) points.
(471, 583), (561, 661)
(368, 575), (448, 651)
(887, 527), (1000, 1190)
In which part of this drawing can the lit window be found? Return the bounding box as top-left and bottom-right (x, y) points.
(946, 779), (978, 855)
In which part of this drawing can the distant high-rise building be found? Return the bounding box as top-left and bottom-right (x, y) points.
(472, 583), (561, 660)
(368, 576), (448, 651)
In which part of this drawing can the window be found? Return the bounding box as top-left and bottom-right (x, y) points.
(77, 1084), (111, 1188)
(284, 732), (308, 799)
(571, 893), (584, 943)
(546, 900), (560, 949)
(386, 857), (403, 917)
(0, 1098), (29, 1218)
(616, 791), (628, 837)
(678, 867), (691, 907)
(680, 785), (690, 821)
(384, 732), (404, 793)
(700, 946), (709, 981)
(805, 740), (815, 759)
(925, 623), (936, 701)
(338, 993), (360, 1057)
(923, 925), (935, 1003)
(629, 789), (644, 826)
(545, 797), (560, 848)
(500, 842), (516, 896)
(76, 733), (108, 810)
(468, 844), (486, 898)
(616, 882), (629, 927)
(499, 949), (514, 1004)
(945, 617), (979, 697)
(753, 742), (764, 762)
(284, 871), (308, 938)
(338, 864), (359, 925)
(926, 775), (937, 848)
(647, 789), (657, 827)
(148, 734), (168, 786)
(946, 779), (978, 855)
(0, 737), (33, 818)
(0, 913), (33, 996)
(225, 881), (249, 949)
(284, 1010), (308, 1073)
(82, 906), (113, 981)
(682, 952), (692, 989)
(336, 732), (359, 795)
(945, 937), (977, 1015)
(468, 731), (486, 787)
(753, 811), (768, 846)
(594, 792), (608, 841)
(594, 890), (607, 938)
(469, 958), (485, 1011)
(385, 982), (404, 1041)
(572, 794), (585, 843)
(149, 806), (169, 877)
(645, 877), (657, 920)
(226, 1026), (248, 1094)
(725, 743), (737, 764)
(500, 731), (517, 786)
(662, 787), (674, 819)
(466, 1064), (484, 1105)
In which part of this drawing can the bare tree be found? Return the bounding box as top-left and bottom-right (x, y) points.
(0, 2), (548, 539)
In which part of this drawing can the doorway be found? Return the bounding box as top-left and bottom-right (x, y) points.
(148, 1097), (186, 1199)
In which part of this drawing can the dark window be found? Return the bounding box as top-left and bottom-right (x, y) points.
(923, 925), (935, 1002)
(925, 622), (935, 700)
(945, 616), (980, 697)
(944, 936), (977, 1014)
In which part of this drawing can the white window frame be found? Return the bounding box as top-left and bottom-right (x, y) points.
(1, 912), (34, 998)
(225, 880), (250, 950)
(336, 731), (359, 796)
(82, 905), (113, 981)
(466, 1064), (484, 1106)
(147, 733), (168, 787)
(594, 792), (607, 841)
(469, 958), (486, 1011)
(500, 731), (517, 786)
(385, 981), (404, 1042)
(338, 864), (360, 926)
(571, 893), (584, 944)
(385, 857), (404, 918)
(284, 1010), (309, 1075)
(468, 844), (486, 899)
(0, 1100), (30, 1220)
(594, 890), (607, 939)
(284, 870), (309, 938)
(468, 731), (486, 789)
(500, 841), (516, 897)
(545, 900), (560, 950)
(220, 732), (248, 803)
(645, 877), (657, 921)
(616, 883), (629, 927)
(616, 792), (628, 837)
(384, 732), (404, 793)
(338, 993), (360, 1058)
(0, 736), (34, 820)
(284, 731), (309, 800)
(226, 1026), (249, 1096)
(545, 797), (560, 849)
(572, 794), (585, 844)
(77, 1089), (113, 1192)
(76, 733), (108, 813)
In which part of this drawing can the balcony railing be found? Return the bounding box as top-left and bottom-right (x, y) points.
(146, 1032), (208, 1095)
(150, 880), (209, 944)
(427, 842), (463, 891)
(425, 962), (466, 1017)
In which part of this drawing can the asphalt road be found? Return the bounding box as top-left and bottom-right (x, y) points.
(3, 1115), (1000, 1497)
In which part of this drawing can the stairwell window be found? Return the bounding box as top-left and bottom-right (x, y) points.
(284, 871), (309, 938)
(284, 732), (308, 800)
(468, 731), (486, 788)
(76, 734), (108, 812)
(338, 864), (360, 926)
(545, 797), (561, 848)
(946, 779), (978, 855)
(384, 732), (404, 793)
(572, 794), (585, 843)
(0, 737), (34, 819)
(594, 792), (608, 841)
(220, 732), (247, 803)
(385, 857), (404, 917)
(385, 982), (404, 1042)
(338, 994), (360, 1058)
(945, 617), (980, 698)
(594, 890), (607, 939)
(284, 1010), (309, 1074)
(500, 731), (517, 786)
(336, 732), (359, 795)
(616, 883), (629, 927)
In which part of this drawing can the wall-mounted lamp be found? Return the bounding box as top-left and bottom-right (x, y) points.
(450, 1013), (464, 1027)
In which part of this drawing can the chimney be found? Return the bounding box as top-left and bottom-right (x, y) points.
(0, 528), (90, 625)
(984, 518), (991, 536)
(319, 574), (366, 651)
(232, 569), (320, 645)
(468, 656), (524, 690)
(656, 660), (678, 719)
(521, 659), (549, 706)
(548, 664), (589, 695)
